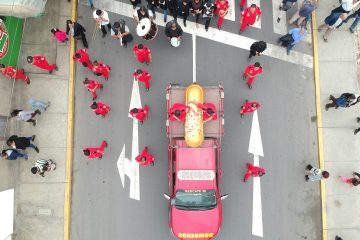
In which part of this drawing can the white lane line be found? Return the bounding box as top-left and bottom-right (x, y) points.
(225, 0), (236, 21)
(247, 0), (261, 29)
(94, 0), (313, 68)
(193, 34), (196, 83)
(272, 0), (287, 35)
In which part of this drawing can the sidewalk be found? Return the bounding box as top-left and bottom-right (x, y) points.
(11, 0), (71, 239)
(316, 1), (360, 240)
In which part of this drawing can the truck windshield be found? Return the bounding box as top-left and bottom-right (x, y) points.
(175, 190), (216, 210)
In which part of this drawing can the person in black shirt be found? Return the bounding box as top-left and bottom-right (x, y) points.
(66, 20), (88, 48)
(146, 0), (159, 19)
(134, 6), (154, 23)
(178, 0), (190, 27)
(159, 0), (169, 22)
(165, 20), (183, 39)
(111, 20), (133, 47)
(130, 0), (141, 9)
(248, 41), (267, 60)
(168, 0), (178, 20)
(202, 1), (216, 31)
(190, 0), (203, 26)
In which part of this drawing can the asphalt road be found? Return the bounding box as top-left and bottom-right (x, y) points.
(71, 2), (321, 240)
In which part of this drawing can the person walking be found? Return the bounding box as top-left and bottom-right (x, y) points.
(130, 105), (149, 124)
(178, 0), (190, 27)
(318, 12), (348, 42)
(31, 159), (56, 177)
(146, 0), (159, 19)
(277, 0), (297, 23)
(91, 60), (111, 80)
(190, 0), (203, 27)
(83, 141), (108, 159)
(159, 0), (169, 22)
(11, 109), (41, 126)
(344, 7), (360, 33)
(73, 48), (92, 68)
(215, 0), (230, 30)
(2, 149), (28, 160)
(130, 0), (141, 9)
(66, 20), (88, 48)
(133, 6), (154, 23)
(27, 56), (58, 73)
(339, 172), (360, 186)
(135, 147), (156, 166)
(289, 0), (317, 26)
(168, 0), (178, 20)
(133, 69), (152, 91)
(164, 20), (183, 46)
(354, 117), (360, 134)
(239, 4), (261, 34)
(50, 28), (68, 43)
(331, 0), (358, 14)
(248, 40), (267, 60)
(28, 99), (50, 111)
(90, 102), (111, 117)
(83, 78), (103, 100)
(0, 64), (30, 84)
(202, 1), (216, 32)
(240, 100), (261, 117)
(93, 9), (112, 38)
(305, 164), (329, 182)
(6, 135), (39, 153)
(133, 44), (152, 65)
(280, 27), (307, 55)
(243, 62), (263, 89)
(325, 93), (360, 110)
(243, 163), (265, 182)
(169, 103), (188, 122)
(110, 20), (133, 48)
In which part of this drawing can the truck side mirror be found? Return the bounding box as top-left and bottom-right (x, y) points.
(163, 193), (171, 200)
(220, 194), (228, 200)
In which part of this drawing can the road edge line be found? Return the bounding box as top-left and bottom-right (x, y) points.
(64, 0), (77, 240)
(311, 10), (327, 240)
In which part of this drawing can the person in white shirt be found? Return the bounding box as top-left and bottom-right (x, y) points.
(133, 6), (154, 23)
(332, 0), (359, 13)
(93, 9), (112, 38)
(318, 13), (348, 41)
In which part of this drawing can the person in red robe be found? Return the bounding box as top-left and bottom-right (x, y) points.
(133, 44), (152, 65)
(240, 100), (261, 117)
(135, 147), (155, 166)
(133, 69), (152, 91)
(27, 56), (58, 73)
(91, 60), (110, 80)
(0, 64), (30, 84)
(169, 103), (188, 122)
(83, 78), (103, 100)
(239, 4), (262, 34)
(197, 103), (218, 123)
(243, 62), (263, 89)
(129, 105), (149, 124)
(90, 102), (111, 117)
(73, 48), (92, 68)
(239, 0), (246, 11)
(244, 163), (265, 182)
(83, 140), (107, 159)
(215, 0), (230, 29)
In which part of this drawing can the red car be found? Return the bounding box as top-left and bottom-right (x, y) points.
(164, 84), (227, 240)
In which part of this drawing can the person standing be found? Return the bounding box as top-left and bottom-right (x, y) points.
(27, 56), (58, 73)
(130, 0), (142, 9)
(111, 20), (133, 48)
(305, 164), (329, 182)
(0, 64), (30, 84)
(133, 69), (152, 91)
(215, 0), (230, 30)
(159, 0), (169, 22)
(91, 60), (111, 80)
(243, 163), (265, 182)
(133, 6), (154, 23)
(83, 78), (103, 100)
(73, 48), (92, 68)
(240, 100), (261, 117)
(248, 40), (267, 60)
(289, 0), (317, 26)
(178, 0), (190, 27)
(169, 103), (188, 122)
(164, 20), (183, 45)
(339, 172), (360, 186)
(66, 20), (88, 48)
(202, 1), (216, 32)
(50, 28), (68, 43)
(6, 135), (39, 153)
(11, 109), (41, 126)
(168, 0), (178, 20)
(318, 12), (348, 42)
(146, 0), (159, 19)
(83, 141), (108, 159)
(2, 149), (28, 160)
(135, 147), (156, 166)
(239, 4), (261, 34)
(325, 93), (360, 110)
(93, 9), (112, 38)
(133, 44), (152, 65)
(31, 159), (56, 177)
(277, 0), (297, 23)
(130, 105), (149, 124)
(243, 62), (263, 89)
(282, 27), (307, 55)
(28, 99), (50, 111)
(190, 0), (203, 27)
(90, 102), (111, 117)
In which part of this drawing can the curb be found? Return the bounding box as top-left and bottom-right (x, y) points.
(64, 0), (77, 239)
(311, 10), (327, 240)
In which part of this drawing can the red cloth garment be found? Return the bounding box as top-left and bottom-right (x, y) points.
(0, 66), (29, 82)
(197, 103), (218, 121)
(31, 56), (57, 72)
(243, 64), (263, 87)
(240, 6), (262, 31)
(169, 103), (188, 122)
(133, 70), (152, 90)
(133, 45), (151, 63)
(244, 163), (265, 182)
(135, 147), (155, 166)
(73, 48), (92, 69)
(130, 105), (149, 123)
(91, 61), (110, 79)
(54, 31), (68, 42)
(215, 0), (230, 28)
(83, 79), (103, 99)
(92, 102), (111, 117)
(240, 101), (261, 116)
(83, 141), (107, 159)
(239, 0), (246, 8)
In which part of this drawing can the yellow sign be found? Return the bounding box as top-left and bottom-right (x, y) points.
(178, 233), (214, 238)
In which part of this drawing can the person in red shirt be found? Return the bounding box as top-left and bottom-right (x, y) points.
(90, 101), (111, 117)
(73, 48), (92, 68)
(197, 102), (218, 123)
(239, 0), (246, 11)
(83, 78), (103, 100)
(133, 44), (152, 65)
(133, 69), (152, 91)
(169, 103), (189, 122)
(244, 163), (265, 182)
(215, 0), (230, 29)
(0, 64), (30, 84)
(239, 4), (262, 34)
(243, 62), (263, 89)
(27, 55), (58, 73)
(240, 100), (261, 117)
(83, 140), (107, 159)
(91, 60), (111, 80)
(130, 105), (149, 124)
(135, 146), (155, 166)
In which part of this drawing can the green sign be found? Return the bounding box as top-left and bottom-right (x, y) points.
(0, 17), (23, 67)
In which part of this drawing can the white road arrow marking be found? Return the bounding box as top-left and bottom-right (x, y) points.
(117, 77), (141, 200)
(248, 110), (264, 237)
